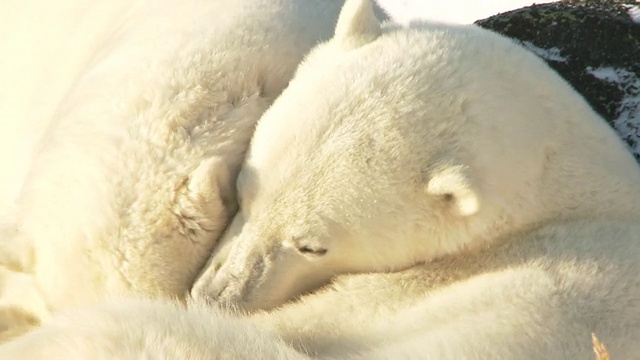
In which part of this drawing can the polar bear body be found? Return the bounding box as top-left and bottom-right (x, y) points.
(188, 0), (640, 357)
(256, 219), (640, 359)
(3, 220), (640, 359)
(193, 0), (640, 310)
(0, 299), (304, 360)
(1, 0), (349, 317)
(8, 0), (635, 357)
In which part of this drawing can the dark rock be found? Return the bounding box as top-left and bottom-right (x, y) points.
(476, 0), (640, 160)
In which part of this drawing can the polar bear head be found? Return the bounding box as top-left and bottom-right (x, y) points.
(192, 0), (638, 311)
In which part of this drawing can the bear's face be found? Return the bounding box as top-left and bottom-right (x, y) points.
(191, 1), (491, 312)
(193, 117), (481, 311)
(192, 0), (558, 311)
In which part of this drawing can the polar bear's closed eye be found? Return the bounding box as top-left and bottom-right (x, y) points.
(297, 245), (328, 256)
(192, 0), (640, 314)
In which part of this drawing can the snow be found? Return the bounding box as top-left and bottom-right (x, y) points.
(586, 66), (640, 158)
(520, 41), (569, 63)
(587, 67), (628, 83)
(376, 0), (559, 24)
(623, 4), (640, 23)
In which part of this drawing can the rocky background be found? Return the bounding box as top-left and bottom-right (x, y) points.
(476, 0), (640, 160)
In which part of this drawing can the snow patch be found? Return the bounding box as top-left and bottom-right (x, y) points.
(520, 41), (568, 62)
(587, 67), (626, 83)
(586, 66), (640, 159)
(623, 4), (640, 23)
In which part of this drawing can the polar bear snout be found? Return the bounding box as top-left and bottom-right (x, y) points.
(192, 251), (279, 313)
(190, 255), (240, 308)
(191, 230), (333, 312)
(193, 271), (232, 306)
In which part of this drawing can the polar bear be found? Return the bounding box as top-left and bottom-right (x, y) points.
(193, 0), (640, 310)
(0, 0), (356, 329)
(188, 0), (640, 357)
(0, 298), (305, 360)
(246, 218), (640, 359)
(3, 223), (639, 359)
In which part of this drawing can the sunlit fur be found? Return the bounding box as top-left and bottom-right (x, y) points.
(5, 221), (640, 359)
(0, 299), (304, 360)
(190, 0), (640, 357)
(193, 0), (640, 313)
(0, 0), (349, 332)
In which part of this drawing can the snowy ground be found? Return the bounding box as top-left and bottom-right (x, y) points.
(624, 4), (640, 23)
(587, 66), (640, 158)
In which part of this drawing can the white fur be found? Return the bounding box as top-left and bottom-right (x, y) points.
(0, 267), (47, 337)
(253, 219), (640, 359)
(0, 0), (142, 215)
(4, 220), (639, 359)
(194, 0), (640, 310)
(0, 299), (305, 360)
(188, 0), (640, 357)
(0, 0), (350, 328)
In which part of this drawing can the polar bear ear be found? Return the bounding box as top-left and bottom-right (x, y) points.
(174, 157), (235, 234)
(426, 165), (480, 217)
(334, 0), (381, 48)
(187, 157), (235, 211)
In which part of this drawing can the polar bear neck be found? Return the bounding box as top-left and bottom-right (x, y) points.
(461, 104), (640, 252)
